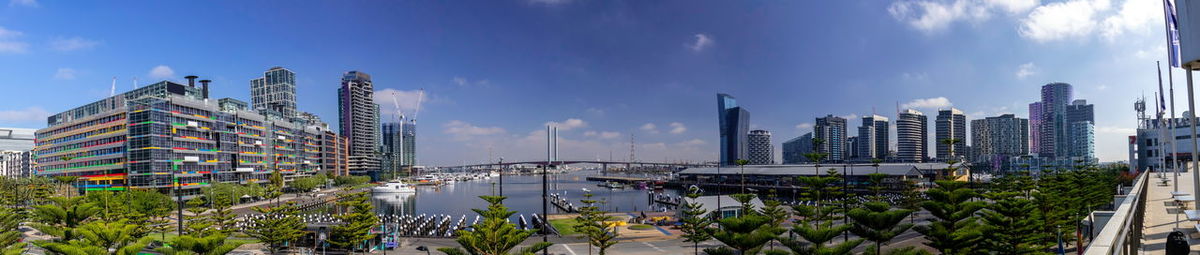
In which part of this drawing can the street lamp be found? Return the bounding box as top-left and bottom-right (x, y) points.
(498, 157), (504, 197)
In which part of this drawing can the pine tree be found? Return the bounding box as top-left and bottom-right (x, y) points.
(978, 191), (1051, 255)
(575, 191), (619, 255)
(711, 213), (777, 255)
(156, 233), (240, 255)
(329, 192), (379, 254)
(913, 180), (984, 255)
(184, 197), (213, 235)
(0, 208), (25, 255)
(679, 187), (712, 255)
(244, 202), (305, 254)
(35, 219), (154, 255)
(847, 201), (914, 255)
(438, 196), (552, 255)
(28, 196), (100, 241)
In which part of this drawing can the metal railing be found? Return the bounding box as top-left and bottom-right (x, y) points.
(1084, 171), (1149, 255)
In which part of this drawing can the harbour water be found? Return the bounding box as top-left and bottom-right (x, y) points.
(370, 170), (681, 217)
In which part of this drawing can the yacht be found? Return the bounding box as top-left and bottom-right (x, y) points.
(372, 182), (416, 193)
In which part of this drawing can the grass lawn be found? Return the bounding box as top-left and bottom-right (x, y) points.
(549, 218), (580, 235)
(627, 224), (655, 230)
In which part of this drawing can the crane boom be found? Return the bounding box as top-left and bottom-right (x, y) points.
(391, 91), (403, 121)
(411, 89), (424, 123)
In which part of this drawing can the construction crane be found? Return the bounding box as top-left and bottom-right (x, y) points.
(410, 89), (425, 125)
(391, 91), (405, 122)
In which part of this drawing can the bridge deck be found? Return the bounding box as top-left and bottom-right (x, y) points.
(585, 176), (652, 183)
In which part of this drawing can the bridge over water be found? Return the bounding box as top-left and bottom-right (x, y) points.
(439, 160), (714, 171)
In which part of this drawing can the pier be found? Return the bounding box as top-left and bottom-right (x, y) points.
(585, 176), (651, 184)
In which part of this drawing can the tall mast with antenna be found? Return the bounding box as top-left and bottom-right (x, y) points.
(110, 77), (117, 97)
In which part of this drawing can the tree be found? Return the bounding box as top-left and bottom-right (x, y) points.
(184, 197), (213, 235)
(35, 220), (154, 255)
(207, 195), (237, 235)
(679, 187), (712, 255)
(243, 202), (305, 254)
(978, 191), (1051, 255)
(736, 159), (750, 193)
(898, 180), (923, 224)
(267, 169), (284, 206)
(711, 213), (776, 255)
(783, 172), (861, 255)
(914, 180), (985, 254)
(575, 191), (618, 255)
(52, 176), (81, 198)
(939, 138), (962, 180)
(438, 196), (552, 255)
(29, 196), (100, 241)
(329, 192), (379, 254)
(847, 201), (914, 255)
(156, 233), (240, 255)
(0, 208), (25, 255)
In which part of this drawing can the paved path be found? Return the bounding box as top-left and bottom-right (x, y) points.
(1141, 170), (1200, 254)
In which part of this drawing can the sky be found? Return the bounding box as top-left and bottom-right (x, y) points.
(0, 0), (1178, 166)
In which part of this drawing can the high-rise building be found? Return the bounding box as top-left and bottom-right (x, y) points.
(1038, 82), (1072, 158)
(781, 132), (814, 164)
(717, 94), (750, 165)
(857, 115), (889, 160)
(321, 130), (349, 177)
(298, 111), (327, 129)
(896, 109), (927, 162)
(401, 122), (416, 167)
(1029, 83), (1094, 161)
(814, 115), (847, 162)
(747, 130), (773, 165)
(33, 78), (326, 199)
(381, 122), (403, 176)
(1028, 102), (1042, 155)
(0, 151), (30, 177)
(935, 108), (967, 160)
(338, 71), (381, 176)
(845, 136), (859, 159)
(250, 67), (298, 118)
(970, 114), (1029, 166)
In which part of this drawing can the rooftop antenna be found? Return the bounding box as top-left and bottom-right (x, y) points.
(110, 77), (117, 97)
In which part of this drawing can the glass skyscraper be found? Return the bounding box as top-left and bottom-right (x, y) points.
(717, 93), (750, 165)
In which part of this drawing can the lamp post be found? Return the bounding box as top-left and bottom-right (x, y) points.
(498, 157), (504, 197)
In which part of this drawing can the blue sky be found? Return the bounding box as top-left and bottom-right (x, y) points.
(0, 0), (1173, 165)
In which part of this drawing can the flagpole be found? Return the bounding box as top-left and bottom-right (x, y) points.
(1165, 0), (1183, 181)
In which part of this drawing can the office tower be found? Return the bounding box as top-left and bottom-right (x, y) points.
(782, 132), (814, 164)
(381, 122), (403, 176)
(218, 98), (248, 113)
(747, 130), (773, 164)
(717, 94), (750, 165)
(896, 109), (927, 162)
(1070, 121), (1095, 161)
(250, 67), (298, 118)
(1037, 82), (1072, 158)
(338, 71), (381, 176)
(1028, 102), (1042, 155)
(298, 111), (327, 128)
(935, 108), (967, 160)
(845, 136), (859, 159)
(402, 122), (416, 167)
(814, 115), (847, 161)
(34, 78), (326, 198)
(857, 115), (889, 160)
(970, 114), (1029, 164)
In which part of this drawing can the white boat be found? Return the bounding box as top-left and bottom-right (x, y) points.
(372, 182), (416, 193)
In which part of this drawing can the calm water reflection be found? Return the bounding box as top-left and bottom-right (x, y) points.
(370, 170), (680, 217)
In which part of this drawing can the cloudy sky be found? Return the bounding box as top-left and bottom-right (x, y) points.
(0, 0), (1176, 165)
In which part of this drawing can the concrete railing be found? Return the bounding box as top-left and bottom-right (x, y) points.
(1084, 171), (1149, 255)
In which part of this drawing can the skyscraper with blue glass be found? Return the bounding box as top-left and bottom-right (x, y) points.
(717, 94), (750, 165)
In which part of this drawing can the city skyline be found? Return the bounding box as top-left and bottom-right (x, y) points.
(0, 0), (1175, 165)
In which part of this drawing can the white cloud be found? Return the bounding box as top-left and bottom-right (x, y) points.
(8, 0), (36, 7)
(901, 72), (929, 81)
(49, 37), (100, 52)
(1096, 125), (1135, 135)
(685, 33), (714, 52)
(901, 97), (953, 109)
(1018, 0), (1110, 42)
(0, 26), (28, 54)
(585, 131), (622, 139)
(147, 65), (175, 79)
(839, 113), (860, 120)
(640, 123), (659, 134)
(54, 68), (76, 80)
(443, 120), (506, 141)
(0, 107), (49, 124)
(1100, 0), (1157, 40)
(451, 76), (490, 87)
(1015, 62), (1037, 79)
(585, 107), (605, 116)
(374, 88), (427, 119)
(545, 118), (587, 131)
(0, 26), (22, 38)
(795, 123), (814, 130)
(0, 41), (29, 54)
(988, 0), (1040, 14)
(887, 0), (994, 33)
(668, 122), (687, 134)
(677, 139), (707, 147)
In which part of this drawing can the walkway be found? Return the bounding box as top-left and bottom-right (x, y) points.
(1142, 170), (1200, 254)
